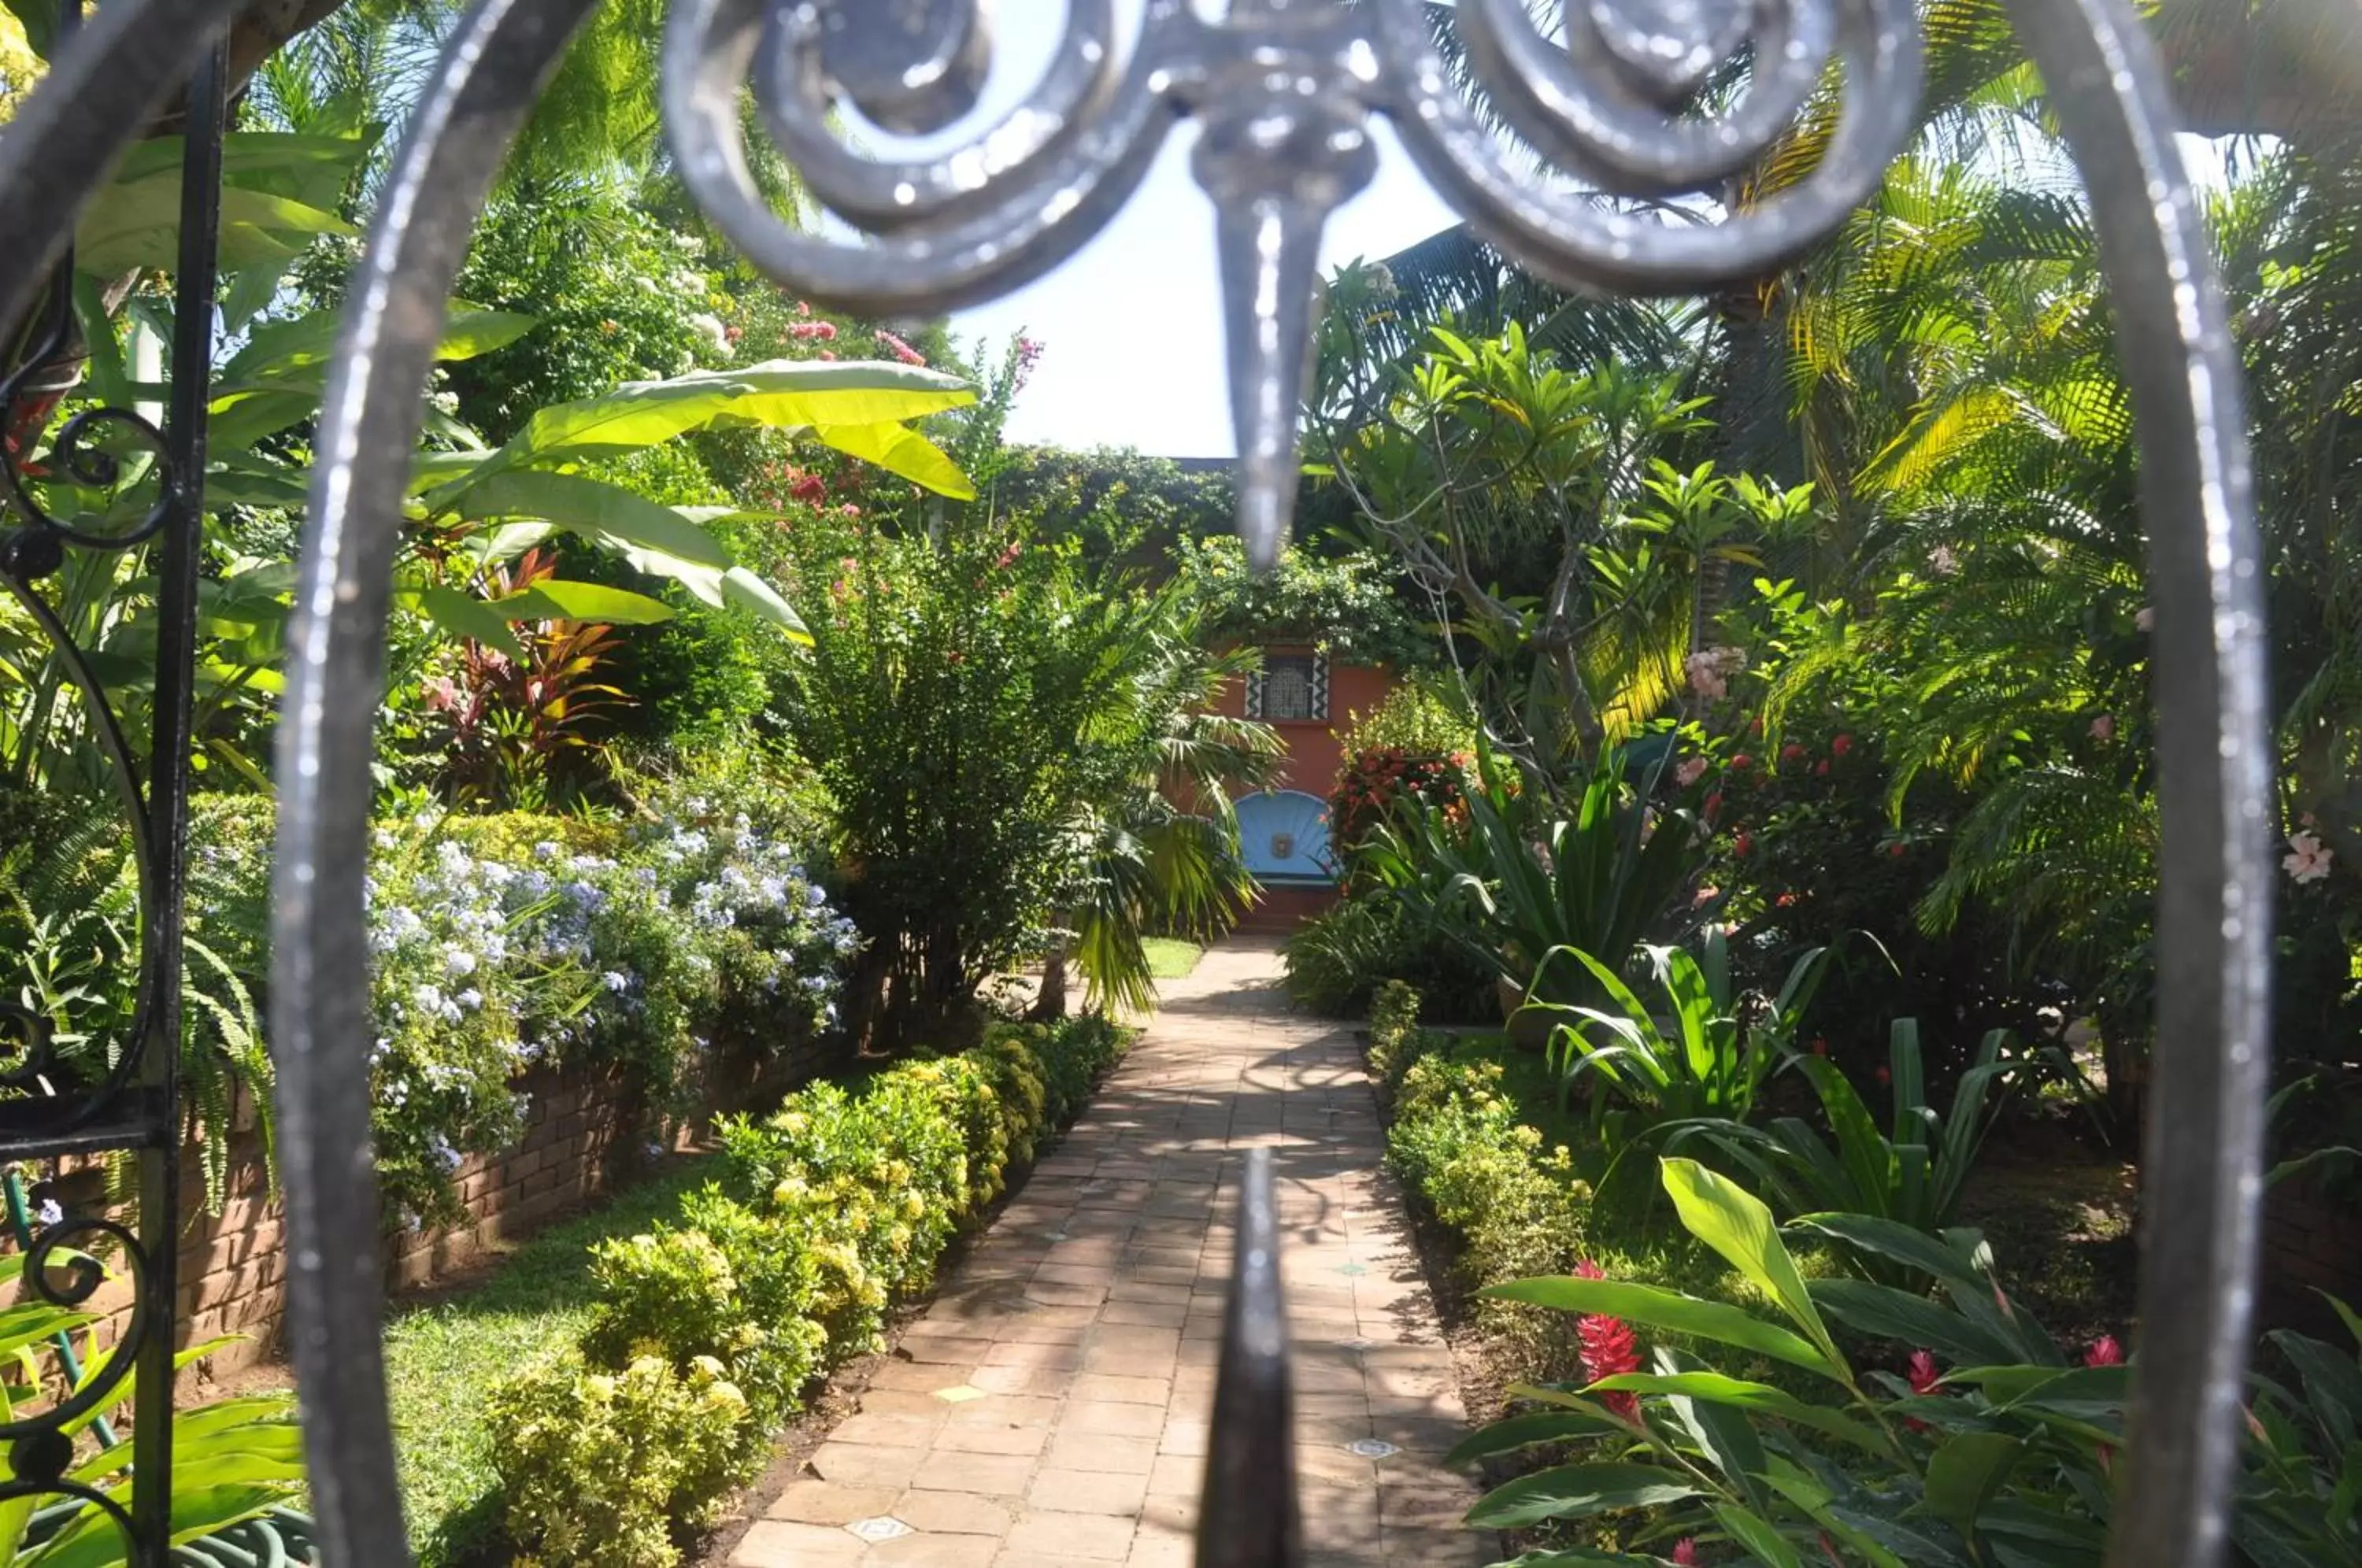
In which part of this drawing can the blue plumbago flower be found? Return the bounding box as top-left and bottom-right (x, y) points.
(427, 1133), (464, 1174)
(445, 947), (478, 978)
(535, 841), (561, 860)
(602, 971), (631, 993)
(457, 988), (484, 1012)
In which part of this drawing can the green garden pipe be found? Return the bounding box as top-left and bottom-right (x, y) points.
(3, 1166), (118, 1448)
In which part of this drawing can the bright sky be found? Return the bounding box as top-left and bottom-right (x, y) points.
(861, 6), (2247, 460)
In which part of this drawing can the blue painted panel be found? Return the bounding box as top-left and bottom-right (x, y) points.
(1235, 790), (1335, 884)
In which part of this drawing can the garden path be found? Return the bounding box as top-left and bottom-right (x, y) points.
(731, 938), (1491, 1568)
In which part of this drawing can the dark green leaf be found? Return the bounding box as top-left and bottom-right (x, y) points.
(1484, 1277), (1837, 1379)
(1464, 1463), (1702, 1529)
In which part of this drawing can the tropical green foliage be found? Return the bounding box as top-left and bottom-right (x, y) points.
(0, 1252), (304, 1568)
(1357, 744), (1708, 1006)
(1529, 931), (1834, 1167)
(1690, 1021), (2019, 1264)
(1455, 1158), (2361, 1568)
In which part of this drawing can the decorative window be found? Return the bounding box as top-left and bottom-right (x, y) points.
(1247, 651), (1329, 723)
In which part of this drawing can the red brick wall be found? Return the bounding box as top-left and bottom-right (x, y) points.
(46, 1029), (837, 1383)
(1207, 647), (1396, 930)
(1209, 648), (1396, 800)
(2260, 1170), (2362, 1337)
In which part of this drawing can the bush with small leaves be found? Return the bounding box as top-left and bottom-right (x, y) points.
(491, 1351), (753, 1568)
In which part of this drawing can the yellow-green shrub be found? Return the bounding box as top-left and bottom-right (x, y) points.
(491, 1013), (1131, 1566)
(491, 1352), (752, 1568)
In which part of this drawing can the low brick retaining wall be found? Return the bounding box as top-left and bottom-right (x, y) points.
(46, 1028), (839, 1380)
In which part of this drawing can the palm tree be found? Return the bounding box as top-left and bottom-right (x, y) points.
(1035, 588), (1282, 1019)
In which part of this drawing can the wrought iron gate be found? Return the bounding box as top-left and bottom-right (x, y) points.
(0, 2), (2274, 1566)
(0, 9), (228, 1561)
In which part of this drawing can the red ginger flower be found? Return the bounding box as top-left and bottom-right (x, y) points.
(2085, 1335), (2124, 1366)
(1908, 1350), (1942, 1395)
(1672, 1540), (1699, 1566)
(1574, 1261), (1642, 1421)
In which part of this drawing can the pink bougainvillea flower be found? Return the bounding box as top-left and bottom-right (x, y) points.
(1815, 760), (1831, 778)
(1671, 1539), (1699, 1566)
(874, 328), (927, 366)
(817, 349), (837, 361)
(1781, 742), (1807, 766)
(2284, 831), (2334, 885)
(1675, 756), (1709, 788)
(787, 471), (827, 506)
(1573, 1261), (1642, 1421)
(838, 504), (861, 520)
(1775, 892), (1798, 908)
(795, 299), (812, 316)
(789, 320), (839, 342)
(2090, 713), (2116, 741)
(2085, 1335), (2125, 1367)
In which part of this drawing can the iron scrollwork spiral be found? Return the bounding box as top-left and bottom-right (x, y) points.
(0, 262), (176, 1138)
(665, 0), (1921, 568)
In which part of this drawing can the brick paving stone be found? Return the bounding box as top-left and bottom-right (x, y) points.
(889, 1490), (1016, 1537)
(809, 1442), (927, 1491)
(755, 942), (1491, 1566)
(765, 1481), (901, 1525)
(1064, 1400), (1165, 1438)
(933, 1422), (1050, 1456)
(1005, 1508), (1138, 1560)
(1027, 1468), (1150, 1516)
(732, 1519), (867, 1565)
(910, 1450), (1036, 1497)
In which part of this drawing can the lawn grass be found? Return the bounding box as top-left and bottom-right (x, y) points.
(389, 1154), (726, 1566)
(1143, 937), (1204, 979)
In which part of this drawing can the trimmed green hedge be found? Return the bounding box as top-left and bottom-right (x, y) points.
(486, 1015), (1127, 1567)
(1367, 982), (1592, 1382)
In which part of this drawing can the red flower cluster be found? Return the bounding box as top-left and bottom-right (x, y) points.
(789, 320), (839, 342)
(1574, 1260), (1642, 1422)
(2085, 1335), (2123, 1366)
(1671, 1540), (1699, 1566)
(1329, 746), (1468, 861)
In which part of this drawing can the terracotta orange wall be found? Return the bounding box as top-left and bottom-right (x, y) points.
(1210, 645), (1396, 801)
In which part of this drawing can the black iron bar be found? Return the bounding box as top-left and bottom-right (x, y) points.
(131, 28), (228, 1565)
(1198, 1147), (1301, 1568)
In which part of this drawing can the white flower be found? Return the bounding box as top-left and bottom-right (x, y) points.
(2135, 605), (2155, 632)
(2284, 830), (2334, 885)
(689, 312), (728, 352)
(445, 947), (478, 977)
(1928, 545), (1960, 577)
(33, 1199), (62, 1228)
